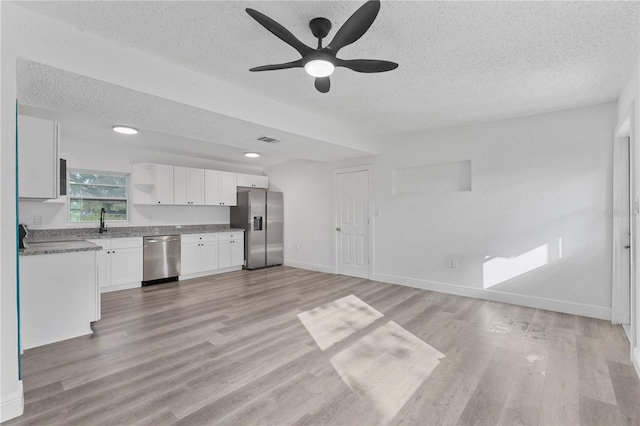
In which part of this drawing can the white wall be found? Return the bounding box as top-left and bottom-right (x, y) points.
(373, 103), (615, 318)
(0, 3), (23, 421)
(617, 54), (640, 375)
(271, 103), (617, 320)
(18, 137), (264, 229)
(266, 160), (335, 273)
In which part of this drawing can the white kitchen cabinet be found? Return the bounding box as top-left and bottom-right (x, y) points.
(204, 170), (220, 206)
(88, 237), (143, 292)
(18, 115), (59, 199)
(174, 166), (204, 205)
(20, 250), (97, 349)
(204, 170), (237, 206)
(180, 242), (199, 275)
(219, 231), (244, 269)
(180, 233), (218, 276)
(132, 163), (174, 205)
(236, 173), (268, 189)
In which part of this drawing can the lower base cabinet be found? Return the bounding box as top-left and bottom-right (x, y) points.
(88, 238), (143, 292)
(181, 233), (219, 275)
(20, 251), (98, 349)
(219, 232), (244, 268)
(180, 231), (244, 277)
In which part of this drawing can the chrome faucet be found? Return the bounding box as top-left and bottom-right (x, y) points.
(99, 207), (107, 234)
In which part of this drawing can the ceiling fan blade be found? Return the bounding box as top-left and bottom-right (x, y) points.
(315, 77), (330, 93)
(336, 59), (398, 73)
(327, 0), (380, 53)
(250, 59), (304, 72)
(246, 8), (313, 57)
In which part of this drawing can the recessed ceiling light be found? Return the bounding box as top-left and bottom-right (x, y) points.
(112, 125), (138, 135)
(244, 152), (260, 158)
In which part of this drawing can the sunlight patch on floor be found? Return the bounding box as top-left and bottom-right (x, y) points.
(330, 320), (444, 420)
(297, 294), (383, 350)
(298, 295), (445, 420)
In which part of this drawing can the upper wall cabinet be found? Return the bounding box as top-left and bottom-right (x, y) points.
(236, 173), (268, 189)
(18, 115), (59, 199)
(204, 170), (237, 206)
(174, 166), (204, 205)
(132, 163), (174, 205)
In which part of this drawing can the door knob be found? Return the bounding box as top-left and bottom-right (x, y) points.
(336, 227), (341, 231)
(625, 245), (631, 249)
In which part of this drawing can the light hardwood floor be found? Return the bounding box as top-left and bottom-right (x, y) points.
(5, 266), (640, 425)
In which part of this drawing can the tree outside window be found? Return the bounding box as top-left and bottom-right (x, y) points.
(68, 171), (128, 222)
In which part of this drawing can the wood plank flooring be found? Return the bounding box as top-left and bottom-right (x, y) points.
(5, 266), (639, 426)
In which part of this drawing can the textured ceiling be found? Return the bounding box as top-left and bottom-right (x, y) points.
(16, 0), (639, 136)
(17, 60), (372, 168)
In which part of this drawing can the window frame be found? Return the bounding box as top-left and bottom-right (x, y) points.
(67, 169), (131, 224)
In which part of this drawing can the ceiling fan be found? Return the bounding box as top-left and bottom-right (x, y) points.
(246, 0), (398, 93)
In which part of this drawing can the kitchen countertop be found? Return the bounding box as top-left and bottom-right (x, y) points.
(20, 224), (245, 256)
(20, 240), (102, 256)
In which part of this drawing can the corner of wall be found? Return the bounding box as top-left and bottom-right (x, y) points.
(0, 380), (23, 423)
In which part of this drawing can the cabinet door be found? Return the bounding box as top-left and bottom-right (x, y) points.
(95, 250), (110, 289)
(18, 115), (58, 199)
(173, 166), (189, 205)
(199, 242), (219, 272)
(110, 248), (143, 286)
(219, 240), (232, 269)
(204, 170), (221, 206)
(236, 173), (268, 189)
(155, 164), (174, 204)
(219, 172), (237, 206)
(231, 240), (244, 267)
(181, 242), (199, 275)
(189, 168), (205, 205)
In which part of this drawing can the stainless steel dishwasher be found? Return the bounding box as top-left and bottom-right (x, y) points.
(143, 235), (181, 285)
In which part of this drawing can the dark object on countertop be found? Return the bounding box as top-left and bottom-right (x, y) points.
(19, 223), (28, 249)
(99, 208), (107, 234)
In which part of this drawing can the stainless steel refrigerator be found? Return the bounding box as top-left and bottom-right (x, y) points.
(230, 190), (283, 269)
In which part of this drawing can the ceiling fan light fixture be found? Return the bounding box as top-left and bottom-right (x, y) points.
(304, 60), (335, 78)
(244, 152), (261, 158)
(112, 125), (138, 135)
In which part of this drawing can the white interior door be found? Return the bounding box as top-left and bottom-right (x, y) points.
(613, 136), (632, 325)
(335, 169), (370, 279)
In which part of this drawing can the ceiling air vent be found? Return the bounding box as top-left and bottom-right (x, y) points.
(257, 136), (280, 144)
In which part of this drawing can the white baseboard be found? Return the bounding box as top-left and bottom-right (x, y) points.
(101, 281), (141, 293)
(284, 259), (334, 274)
(374, 273), (611, 320)
(179, 266), (242, 281)
(622, 323), (631, 342)
(0, 380), (23, 422)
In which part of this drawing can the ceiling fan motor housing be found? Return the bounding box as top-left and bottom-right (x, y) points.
(310, 17), (332, 39)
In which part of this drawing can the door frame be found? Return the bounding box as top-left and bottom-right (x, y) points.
(612, 117), (632, 325)
(612, 103), (637, 359)
(333, 165), (373, 279)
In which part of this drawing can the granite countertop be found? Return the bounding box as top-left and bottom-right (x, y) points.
(20, 224), (245, 256)
(20, 240), (102, 256)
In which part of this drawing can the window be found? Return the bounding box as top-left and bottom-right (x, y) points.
(69, 171), (128, 223)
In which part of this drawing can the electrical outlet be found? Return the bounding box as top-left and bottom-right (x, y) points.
(295, 244), (300, 250)
(450, 259), (459, 269)
(34, 216), (42, 225)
